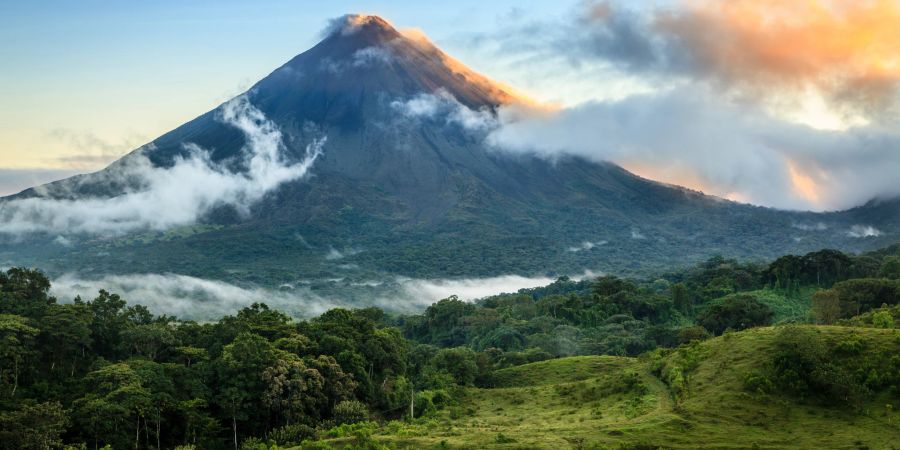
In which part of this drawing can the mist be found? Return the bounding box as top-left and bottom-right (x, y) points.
(49, 272), (564, 321)
(0, 95), (324, 236)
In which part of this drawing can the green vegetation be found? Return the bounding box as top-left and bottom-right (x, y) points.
(342, 327), (898, 449)
(0, 246), (899, 448)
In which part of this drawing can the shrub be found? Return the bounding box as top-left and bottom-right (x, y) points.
(269, 423), (315, 446)
(325, 421), (378, 439)
(744, 373), (774, 394)
(872, 310), (895, 328)
(239, 437), (265, 450)
(698, 294), (773, 335)
(769, 326), (869, 408)
(677, 326), (711, 344)
(429, 347), (478, 385)
(333, 400), (369, 425)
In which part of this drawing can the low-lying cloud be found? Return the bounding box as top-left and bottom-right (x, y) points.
(394, 274), (555, 304)
(568, 240), (607, 252)
(50, 272), (564, 320)
(51, 273), (346, 321)
(391, 89), (497, 132)
(847, 225), (882, 238)
(0, 96), (324, 236)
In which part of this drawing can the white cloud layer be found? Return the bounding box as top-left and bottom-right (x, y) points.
(847, 225), (881, 238)
(391, 89), (497, 132)
(486, 85), (900, 211)
(0, 96), (324, 235)
(49, 272), (563, 320)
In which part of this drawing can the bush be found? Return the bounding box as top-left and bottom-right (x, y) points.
(743, 373), (774, 394)
(413, 389), (452, 417)
(698, 294), (773, 335)
(429, 347), (478, 385)
(269, 423), (315, 446)
(677, 326), (711, 344)
(240, 437), (266, 450)
(769, 326), (868, 407)
(325, 421), (378, 439)
(333, 400), (369, 425)
(872, 310), (895, 328)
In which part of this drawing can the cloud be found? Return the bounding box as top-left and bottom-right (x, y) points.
(568, 240), (607, 252)
(49, 272), (565, 321)
(324, 247), (362, 260)
(792, 222), (829, 232)
(352, 46), (393, 67)
(563, 0), (900, 122)
(320, 14), (390, 38)
(847, 224), (881, 238)
(50, 273), (347, 321)
(486, 84), (900, 211)
(319, 45), (394, 74)
(390, 274), (557, 305)
(0, 95), (325, 236)
(391, 89), (498, 131)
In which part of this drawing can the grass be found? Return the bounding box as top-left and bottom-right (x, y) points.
(295, 325), (900, 449)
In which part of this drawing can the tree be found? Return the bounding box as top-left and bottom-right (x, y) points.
(0, 268), (54, 318)
(130, 359), (177, 449)
(73, 363), (152, 450)
(831, 278), (900, 317)
(811, 289), (842, 324)
(262, 356), (321, 426)
(38, 303), (92, 377)
(429, 347), (478, 386)
(0, 314), (38, 396)
(0, 401), (69, 450)
(672, 283), (692, 314)
(879, 256), (900, 280)
(121, 323), (178, 361)
(215, 332), (277, 449)
(87, 290), (129, 359)
(697, 295), (773, 335)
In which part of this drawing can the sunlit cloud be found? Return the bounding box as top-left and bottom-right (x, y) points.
(486, 84), (900, 211)
(579, 0), (900, 126)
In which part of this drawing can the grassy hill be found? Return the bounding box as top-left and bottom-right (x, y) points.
(298, 325), (899, 449)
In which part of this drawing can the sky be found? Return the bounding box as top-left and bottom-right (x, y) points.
(1, 0), (899, 211)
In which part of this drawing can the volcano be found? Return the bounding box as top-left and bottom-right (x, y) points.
(1, 14), (898, 285)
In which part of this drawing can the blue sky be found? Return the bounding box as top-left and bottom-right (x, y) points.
(0, 1), (606, 177)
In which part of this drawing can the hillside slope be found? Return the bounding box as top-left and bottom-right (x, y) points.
(320, 326), (899, 449)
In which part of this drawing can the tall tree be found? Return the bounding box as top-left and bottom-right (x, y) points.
(0, 314), (38, 396)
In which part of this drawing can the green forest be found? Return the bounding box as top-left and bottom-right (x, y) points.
(1, 245), (899, 449)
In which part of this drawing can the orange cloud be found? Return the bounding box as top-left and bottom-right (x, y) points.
(786, 159), (822, 206)
(656, 0), (900, 115)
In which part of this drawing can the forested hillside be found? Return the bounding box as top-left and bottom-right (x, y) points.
(1, 245), (899, 449)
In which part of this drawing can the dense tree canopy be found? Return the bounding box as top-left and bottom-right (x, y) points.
(1, 246), (898, 448)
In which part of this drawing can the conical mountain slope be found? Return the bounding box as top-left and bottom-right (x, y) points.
(2, 15), (898, 283)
